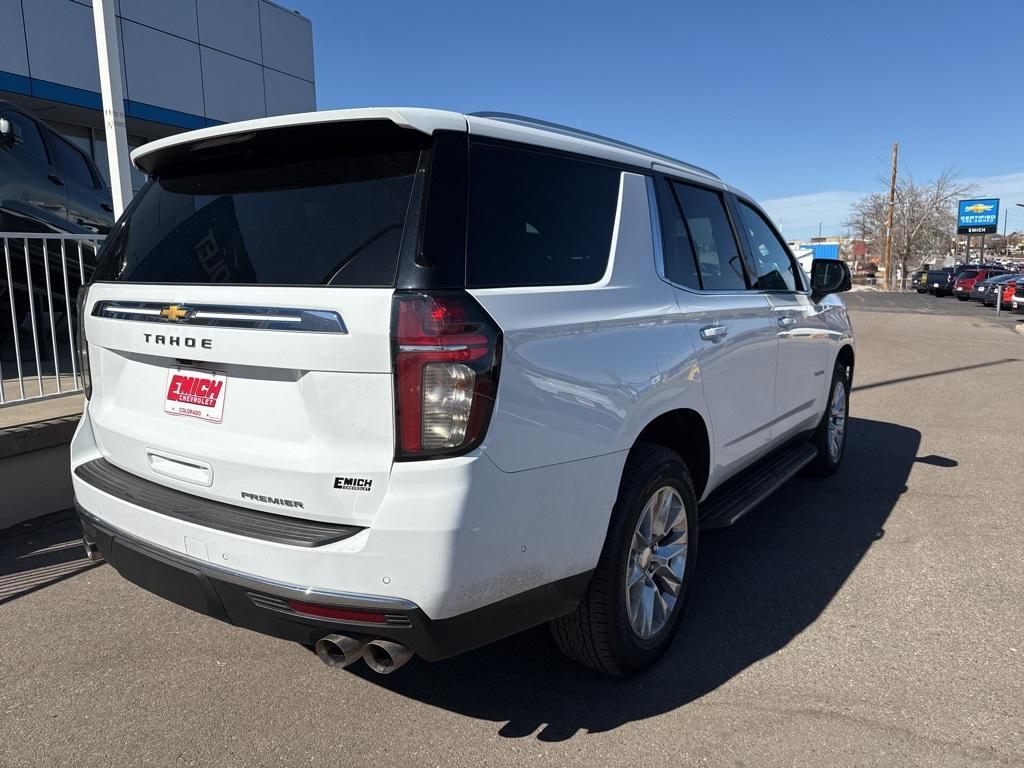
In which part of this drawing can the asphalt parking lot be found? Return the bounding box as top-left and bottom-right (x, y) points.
(2, 290), (1022, 768)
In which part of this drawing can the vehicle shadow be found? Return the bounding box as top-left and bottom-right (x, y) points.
(350, 417), (926, 740)
(0, 509), (99, 605)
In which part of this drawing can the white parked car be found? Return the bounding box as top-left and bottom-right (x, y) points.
(72, 108), (855, 676)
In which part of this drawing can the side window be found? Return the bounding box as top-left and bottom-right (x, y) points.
(671, 181), (747, 290)
(655, 177), (700, 289)
(53, 137), (98, 188)
(466, 145), (620, 288)
(736, 200), (801, 292)
(1, 110), (50, 165)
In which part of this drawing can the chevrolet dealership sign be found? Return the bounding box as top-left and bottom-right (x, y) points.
(957, 199), (999, 235)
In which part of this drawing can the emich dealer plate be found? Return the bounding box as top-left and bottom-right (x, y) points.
(164, 367), (227, 423)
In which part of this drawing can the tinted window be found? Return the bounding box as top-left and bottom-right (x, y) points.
(736, 200), (801, 291)
(53, 137), (97, 187)
(466, 145), (620, 287)
(655, 177), (700, 289)
(1, 110), (49, 165)
(671, 182), (747, 290)
(94, 125), (424, 286)
(959, 270), (979, 279)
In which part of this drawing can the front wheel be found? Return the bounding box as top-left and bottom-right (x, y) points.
(550, 444), (698, 676)
(807, 361), (850, 476)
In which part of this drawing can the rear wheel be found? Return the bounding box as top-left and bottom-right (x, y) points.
(550, 444), (698, 676)
(807, 361), (849, 476)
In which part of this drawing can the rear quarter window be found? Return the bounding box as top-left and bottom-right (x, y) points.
(466, 144), (620, 288)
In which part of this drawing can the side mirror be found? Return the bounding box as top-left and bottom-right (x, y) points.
(810, 258), (851, 300)
(0, 117), (22, 150)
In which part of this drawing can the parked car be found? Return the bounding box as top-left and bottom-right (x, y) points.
(926, 268), (956, 296)
(970, 273), (1014, 302)
(998, 278), (1019, 310)
(72, 108), (855, 677)
(911, 269), (929, 293)
(981, 274), (1019, 306)
(1, 99), (113, 365)
(1, 99), (113, 235)
(953, 267), (1007, 300)
(1011, 281), (1024, 313)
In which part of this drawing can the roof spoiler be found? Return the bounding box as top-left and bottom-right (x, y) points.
(131, 108), (467, 174)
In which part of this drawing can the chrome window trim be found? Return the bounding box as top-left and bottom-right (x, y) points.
(92, 301), (347, 334)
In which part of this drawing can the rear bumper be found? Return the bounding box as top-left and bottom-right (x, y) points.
(78, 503), (590, 661)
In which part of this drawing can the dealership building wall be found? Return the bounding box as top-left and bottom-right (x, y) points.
(0, 0), (315, 189)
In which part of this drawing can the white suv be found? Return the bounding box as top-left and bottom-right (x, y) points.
(72, 108), (854, 676)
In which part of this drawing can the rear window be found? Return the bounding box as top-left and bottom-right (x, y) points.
(959, 270), (978, 279)
(466, 144), (620, 288)
(93, 121), (426, 286)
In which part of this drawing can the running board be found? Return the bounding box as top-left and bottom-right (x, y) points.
(698, 442), (818, 530)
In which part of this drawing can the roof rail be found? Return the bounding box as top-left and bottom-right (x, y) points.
(469, 111), (720, 180)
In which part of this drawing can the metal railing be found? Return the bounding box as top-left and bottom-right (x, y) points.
(1, 232), (104, 407)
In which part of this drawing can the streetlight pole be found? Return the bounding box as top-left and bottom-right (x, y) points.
(92, 0), (133, 217)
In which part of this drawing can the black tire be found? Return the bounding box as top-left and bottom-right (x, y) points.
(550, 443), (698, 676)
(956, 295), (969, 301)
(806, 361), (850, 477)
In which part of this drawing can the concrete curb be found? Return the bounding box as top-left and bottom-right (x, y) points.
(0, 415), (79, 460)
(0, 414), (80, 530)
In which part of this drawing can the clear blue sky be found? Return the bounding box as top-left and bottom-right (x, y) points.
(287, 0), (1024, 239)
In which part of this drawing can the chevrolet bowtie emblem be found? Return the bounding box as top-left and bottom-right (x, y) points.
(160, 305), (189, 321)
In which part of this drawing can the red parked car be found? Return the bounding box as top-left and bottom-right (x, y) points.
(999, 278), (1018, 310)
(954, 267), (1007, 300)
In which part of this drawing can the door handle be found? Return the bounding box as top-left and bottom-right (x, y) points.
(777, 315), (797, 328)
(100, 203), (114, 212)
(47, 173), (64, 187)
(699, 325), (728, 342)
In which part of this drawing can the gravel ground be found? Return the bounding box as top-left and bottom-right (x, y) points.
(1, 291), (1022, 767)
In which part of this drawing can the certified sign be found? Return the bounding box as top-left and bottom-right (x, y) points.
(957, 199), (999, 234)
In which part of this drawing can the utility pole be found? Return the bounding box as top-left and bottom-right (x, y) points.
(882, 141), (899, 290)
(92, 0), (133, 217)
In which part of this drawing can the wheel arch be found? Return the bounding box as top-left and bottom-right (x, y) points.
(835, 343), (855, 385)
(630, 408), (711, 500)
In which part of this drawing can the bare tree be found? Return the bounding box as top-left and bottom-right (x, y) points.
(845, 168), (976, 288)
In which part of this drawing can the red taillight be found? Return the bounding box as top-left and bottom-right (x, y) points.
(286, 600), (388, 624)
(391, 292), (501, 459)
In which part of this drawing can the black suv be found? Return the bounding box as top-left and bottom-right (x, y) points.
(925, 268), (955, 296)
(1, 99), (113, 235)
(1, 100), (114, 374)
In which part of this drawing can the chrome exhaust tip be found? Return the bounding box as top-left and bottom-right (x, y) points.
(82, 536), (103, 562)
(314, 634), (366, 669)
(362, 639), (414, 674)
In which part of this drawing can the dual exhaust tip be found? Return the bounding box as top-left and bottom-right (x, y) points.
(314, 634), (414, 675)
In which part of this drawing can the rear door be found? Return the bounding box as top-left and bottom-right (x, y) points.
(49, 134), (113, 235)
(731, 195), (829, 442)
(656, 177), (778, 479)
(82, 120), (432, 526)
